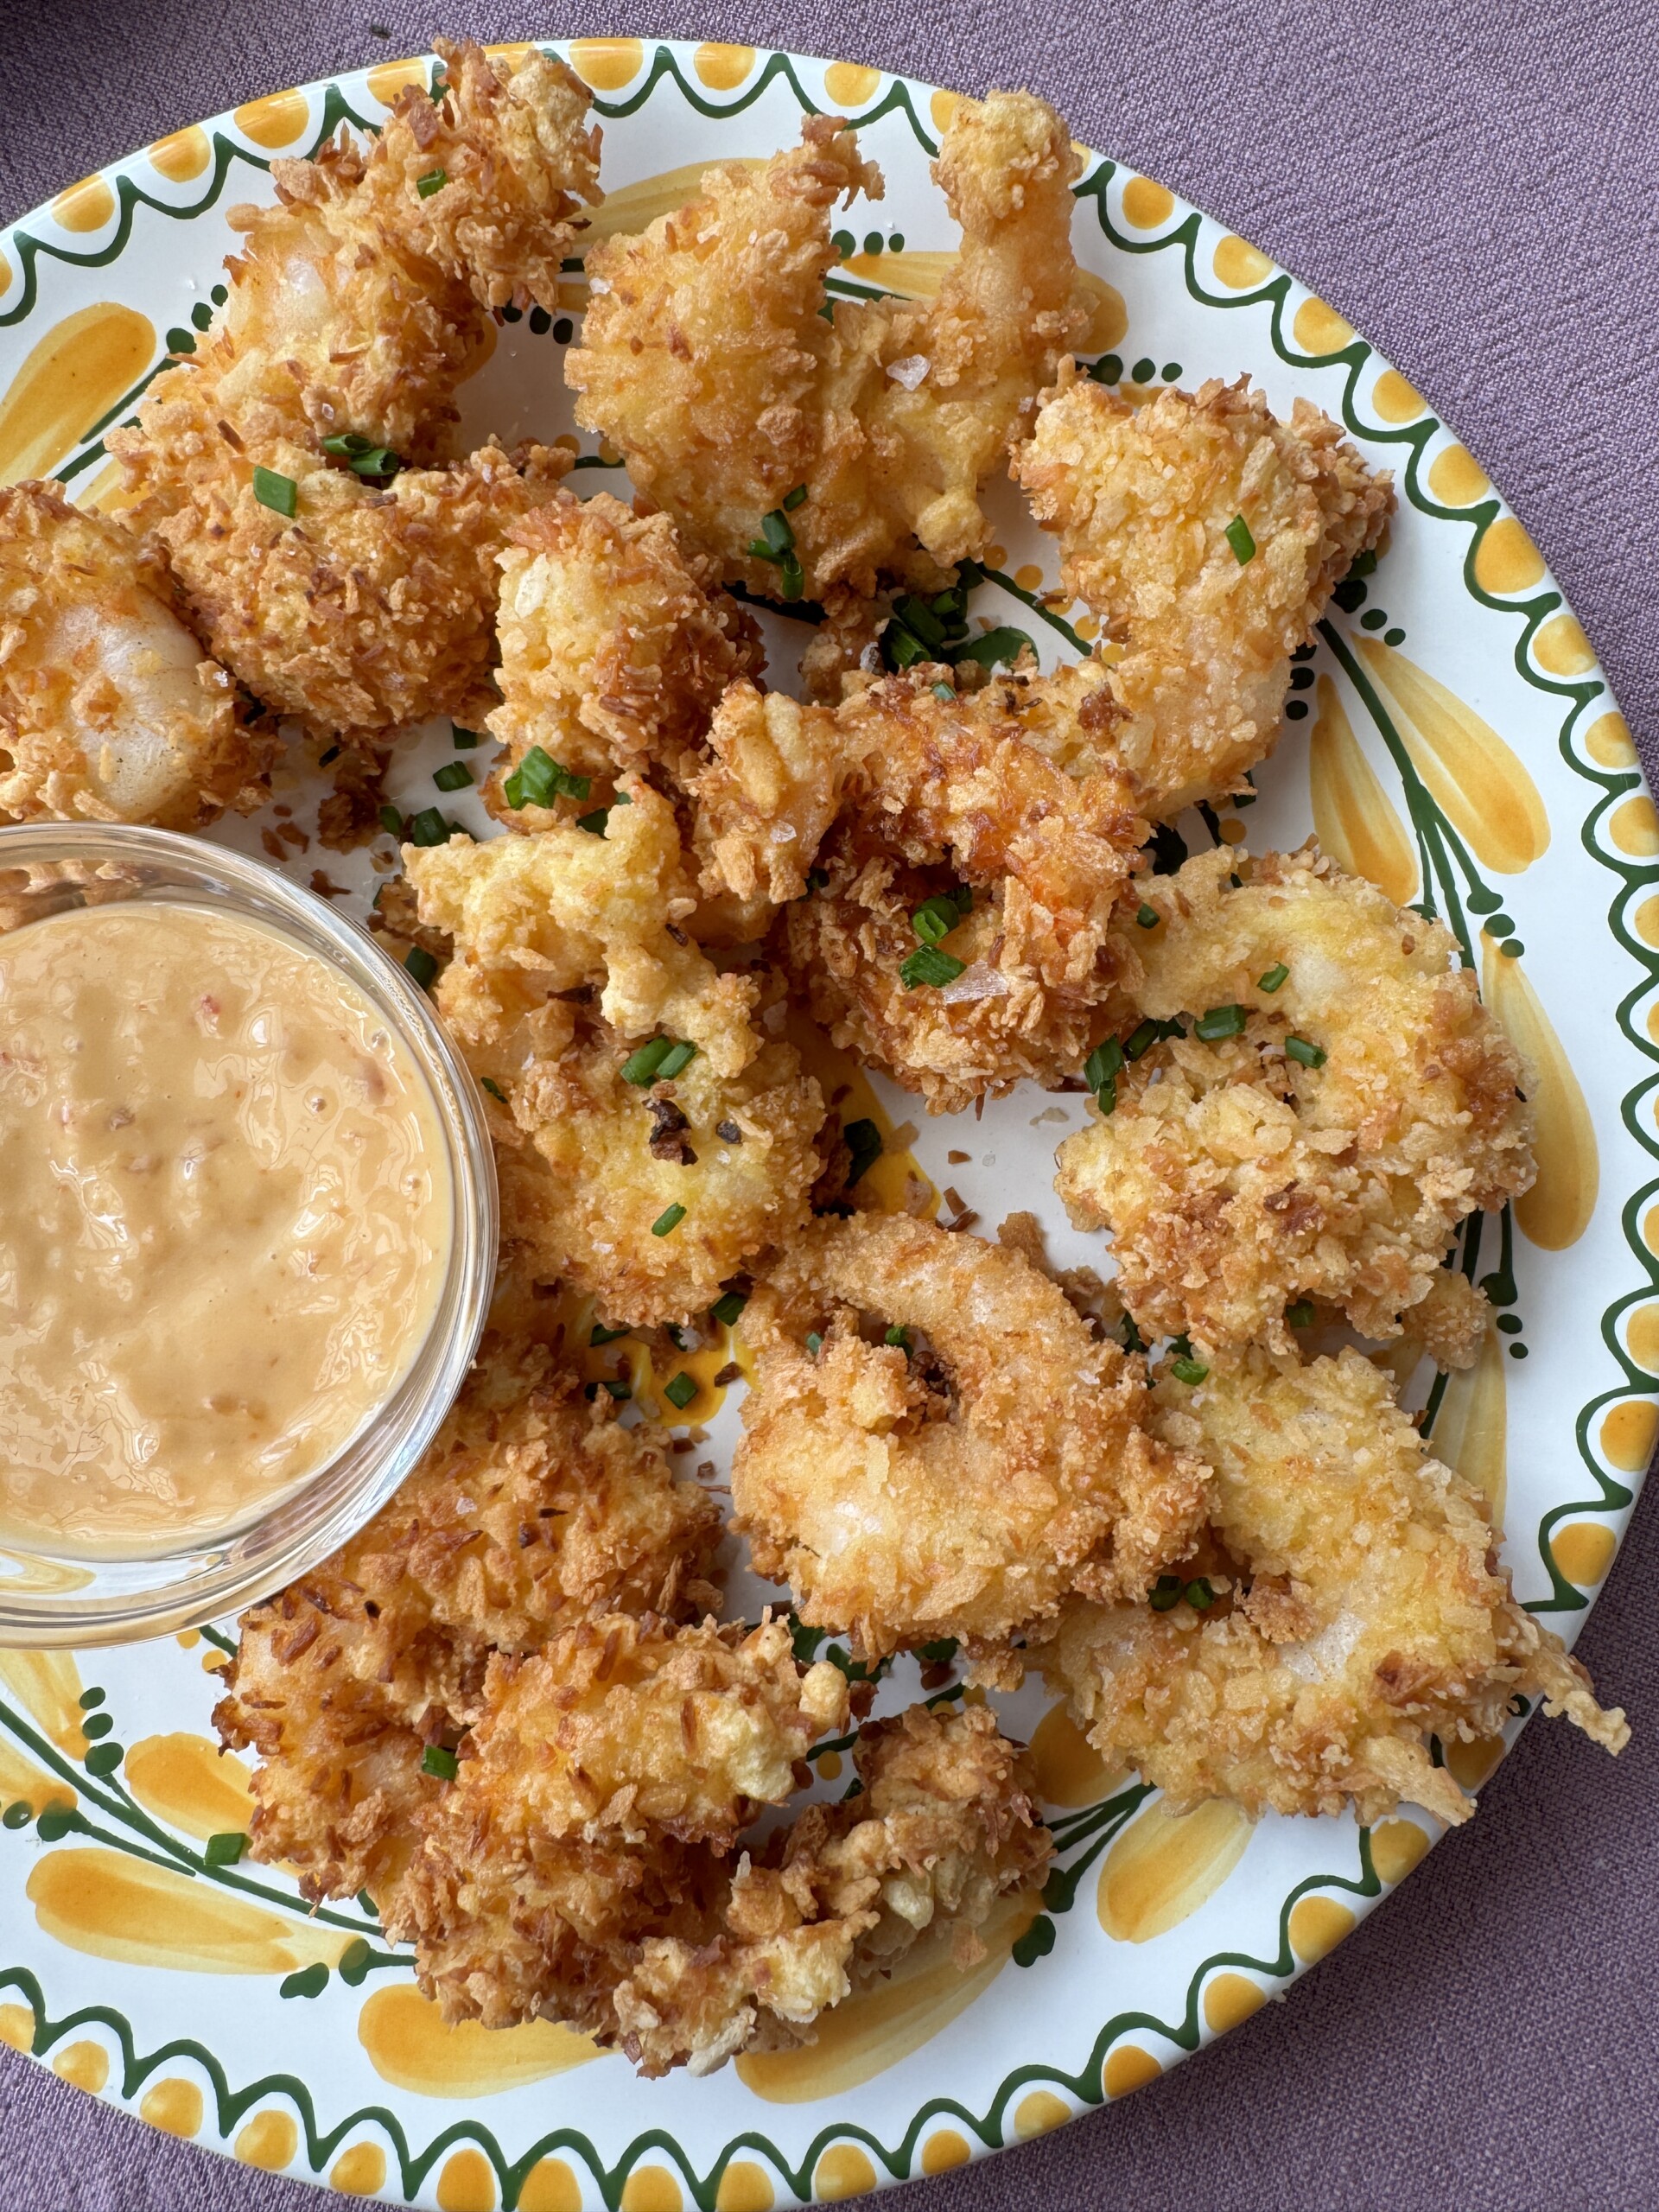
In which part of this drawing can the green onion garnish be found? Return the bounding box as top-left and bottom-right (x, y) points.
(655, 1041), (697, 1080)
(957, 625), (1035, 671)
(1185, 1579), (1216, 1611)
(1169, 1354), (1210, 1385)
(884, 623), (928, 671)
(575, 807), (609, 835)
(652, 1204), (687, 1237)
(1149, 1575), (1183, 1611)
(406, 808), (453, 847)
(747, 538), (775, 561)
(710, 1290), (747, 1328)
(378, 804), (404, 838)
(480, 1077), (506, 1103)
(404, 946), (437, 988)
(1122, 1313), (1146, 1353)
(1286, 1300), (1315, 1328)
(783, 483), (808, 512)
(1084, 1039), (1125, 1090)
(663, 1371), (698, 1411)
(252, 466), (296, 517)
(433, 760), (472, 792)
(1124, 1020), (1160, 1060)
(452, 726), (479, 748)
(1257, 963), (1289, 992)
(884, 1325), (911, 1350)
(204, 1831), (246, 1866)
(421, 1745), (458, 1781)
(1285, 1034), (1326, 1068)
(1194, 1004), (1247, 1041)
(416, 168), (448, 197)
(931, 682), (955, 702)
(893, 594), (946, 649)
(621, 1037), (675, 1085)
(321, 433), (373, 457)
(911, 893), (963, 945)
(597, 1378), (630, 1402)
(503, 746), (590, 809)
(1136, 903), (1160, 928)
(318, 744), (340, 766)
(843, 1118), (881, 1187)
(778, 551), (804, 601)
(1096, 1075), (1117, 1115)
(805, 1332), (823, 1357)
(1224, 513), (1256, 564)
(900, 945), (967, 989)
(760, 508), (794, 556)
(590, 1323), (630, 1345)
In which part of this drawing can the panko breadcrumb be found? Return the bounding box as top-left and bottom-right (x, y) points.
(732, 1212), (1211, 1659)
(1014, 368), (1392, 815)
(569, 94), (1087, 599)
(1055, 845), (1534, 1363)
(1037, 1348), (1626, 1824)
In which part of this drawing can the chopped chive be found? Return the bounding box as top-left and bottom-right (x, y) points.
(1285, 1034), (1326, 1068)
(1224, 513), (1256, 564)
(321, 433), (373, 457)
(931, 681), (955, 702)
(590, 1323), (631, 1345)
(1149, 1574), (1183, 1611)
(1170, 1355), (1210, 1385)
(893, 594), (946, 649)
(663, 1371), (699, 1411)
(843, 1118), (882, 1186)
(1123, 1020), (1160, 1060)
(1121, 1313), (1146, 1353)
(480, 1077), (506, 1103)
(575, 807), (609, 835)
(655, 1041), (697, 1080)
(957, 625), (1035, 671)
(252, 466), (296, 518)
(406, 807), (453, 847)
(900, 945), (967, 989)
(710, 1290), (747, 1328)
(1286, 1300), (1316, 1328)
(760, 508), (795, 556)
(378, 804), (404, 838)
(204, 1830), (247, 1866)
(884, 1325), (911, 1351)
(805, 1332), (823, 1357)
(651, 1204), (687, 1237)
(1194, 1003), (1247, 1041)
(783, 483), (809, 512)
(432, 760), (472, 792)
(347, 446), (399, 480)
(747, 538), (776, 561)
(1257, 962), (1289, 993)
(911, 893), (963, 946)
(778, 551), (804, 602)
(1136, 903), (1160, 929)
(452, 725), (480, 748)
(318, 744), (340, 766)
(1084, 1039), (1124, 1090)
(612, 790), (632, 806)
(421, 1745), (459, 1781)
(416, 168), (448, 197)
(503, 745), (589, 809)
(621, 1037), (675, 1085)
(587, 1377), (630, 1402)
(1095, 1075), (1117, 1116)
(404, 946), (438, 989)
(882, 621), (928, 671)
(1185, 1578), (1216, 1611)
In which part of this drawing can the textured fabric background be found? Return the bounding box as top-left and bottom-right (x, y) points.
(2, 3), (1656, 2206)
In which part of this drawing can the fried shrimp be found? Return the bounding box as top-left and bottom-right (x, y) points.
(406, 780), (761, 1075)
(1054, 846), (1535, 1365)
(1013, 368), (1393, 815)
(1039, 1348), (1626, 1824)
(0, 483), (265, 829)
(109, 41), (601, 737)
(215, 1341), (721, 1901)
(731, 1212), (1211, 1660)
(484, 493), (762, 805)
(569, 94), (1088, 599)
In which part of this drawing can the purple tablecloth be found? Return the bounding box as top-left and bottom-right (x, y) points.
(3, 2), (1657, 2205)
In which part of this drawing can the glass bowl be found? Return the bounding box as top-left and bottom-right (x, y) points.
(0, 823), (497, 1647)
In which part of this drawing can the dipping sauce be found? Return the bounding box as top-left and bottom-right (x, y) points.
(0, 899), (452, 1554)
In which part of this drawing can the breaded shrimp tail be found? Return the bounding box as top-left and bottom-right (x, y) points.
(0, 482), (267, 829)
(569, 92), (1087, 599)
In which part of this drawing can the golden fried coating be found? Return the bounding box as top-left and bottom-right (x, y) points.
(610, 1701), (1052, 2075)
(407, 781), (761, 1075)
(731, 1212), (1211, 1659)
(1055, 846), (1535, 1363)
(215, 1342), (721, 1901)
(423, 1616), (849, 1851)
(110, 41), (600, 737)
(1039, 1349), (1626, 1824)
(1014, 369), (1393, 814)
(569, 95), (1087, 599)
(0, 483), (265, 828)
(479, 1021), (824, 1330)
(484, 493), (762, 802)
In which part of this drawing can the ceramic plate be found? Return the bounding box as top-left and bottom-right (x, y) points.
(0, 36), (1651, 2211)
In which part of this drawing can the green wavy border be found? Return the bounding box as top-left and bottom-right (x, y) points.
(0, 34), (1649, 2208)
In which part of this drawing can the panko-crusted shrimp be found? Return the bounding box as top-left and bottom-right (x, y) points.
(110, 41), (601, 737)
(1038, 1348), (1626, 1824)
(0, 483), (266, 828)
(215, 1342), (721, 1902)
(731, 1212), (1211, 1661)
(1014, 368), (1392, 815)
(406, 779), (761, 1075)
(416, 1616), (849, 1853)
(1054, 846), (1535, 1365)
(484, 493), (762, 808)
(569, 95), (1088, 600)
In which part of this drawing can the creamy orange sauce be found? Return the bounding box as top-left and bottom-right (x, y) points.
(0, 901), (451, 1554)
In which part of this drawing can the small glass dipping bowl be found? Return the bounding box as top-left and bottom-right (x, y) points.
(0, 823), (498, 1647)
